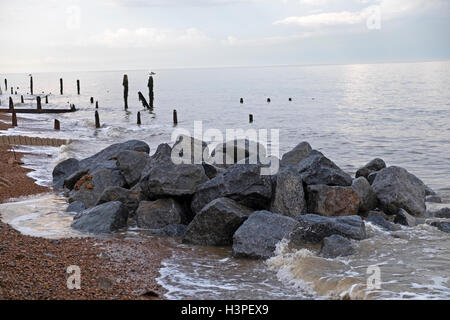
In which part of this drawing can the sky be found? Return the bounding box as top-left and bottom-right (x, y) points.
(0, 0), (449, 73)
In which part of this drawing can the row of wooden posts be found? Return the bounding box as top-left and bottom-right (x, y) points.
(4, 74), (262, 134)
(4, 77), (81, 96)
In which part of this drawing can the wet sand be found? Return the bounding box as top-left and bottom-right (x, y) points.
(0, 115), (172, 300)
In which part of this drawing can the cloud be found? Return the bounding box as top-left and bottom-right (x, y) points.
(273, 0), (449, 28)
(86, 27), (210, 48)
(106, 0), (263, 7)
(274, 10), (368, 27)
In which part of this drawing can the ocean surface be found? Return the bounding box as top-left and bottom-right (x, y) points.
(0, 61), (449, 299)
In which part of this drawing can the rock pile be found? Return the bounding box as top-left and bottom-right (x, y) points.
(54, 138), (448, 260)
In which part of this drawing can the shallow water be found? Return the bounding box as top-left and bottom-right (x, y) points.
(1, 61), (449, 299)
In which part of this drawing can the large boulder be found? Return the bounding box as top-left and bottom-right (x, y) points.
(54, 140), (149, 189)
(430, 221), (450, 233)
(270, 168), (306, 218)
(69, 169), (126, 208)
(172, 134), (209, 164)
(52, 158), (80, 188)
(290, 214), (366, 245)
(365, 211), (399, 231)
(371, 166), (426, 216)
(433, 208), (450, 219)
(116, 150), (151, 188)
(96, 186), (141, 217)
(296, 151), (352, 186)
(139, 143), (209, 198)
(208, 139), (266, 167)
(66, 201), (86, 214)
(355, 158), (386, 179)
(136, 198), (186, 229)
(320, 235), (355, 258)
(394, 208), (416, 227)
(306, 184), (360, 217)
(191, 164), (273, 214)
(351, 177), (377, 212)
(232, 211), (299, 259)
(79, 140), (149, 169)
(183, 198), (252, 246)
(280, 141), (312, 167)
(71, 201), (129, 234)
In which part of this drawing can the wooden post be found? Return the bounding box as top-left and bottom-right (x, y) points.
(249, 114), (253, 123)
(12, 111), (17, 127)
(37, 96), (42, 110)
(137, 112), (141, 125)
(45, 96), (48, 104)
(30, 76), (33, 95)
(95, 111), (100, 128)
(9, 97), (13, 111)
(148, 76), (154, 109)
(123, 75), (128, 110)
(90, 97), (94, 104)
(4, 79), (7, 91)
(173, 109), (178, 125)
(95, 101), (98, 109)
(54, 119), (60, 130)
(60, 78), (63, 95)
(240, 98), (244, 104)
(21, 95), (24, 103)
(70, 104), (76, 111)
(10, 87), (13, 94)
(77, 80), (80, 95)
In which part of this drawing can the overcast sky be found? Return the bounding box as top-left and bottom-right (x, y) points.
(1, 0), (449, 72)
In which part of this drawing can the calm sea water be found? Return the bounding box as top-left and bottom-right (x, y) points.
(1, 61), (449, 299)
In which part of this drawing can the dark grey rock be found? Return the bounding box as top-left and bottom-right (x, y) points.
(433, 208), (450, 218)
(320, 235), (355, 258)
(71, 201), (129, 234)
(394, 208), (416, 227)
(296, 150), (352, 186)
(351, 177), (377, 212)
(79, 140), (149, 170)
(116, 150), (151, 188)
(430, 221), (450, 233)
(372, 166), (426, 216)
(136, 198), (185, 229)
(367, 171), (378, 185)
(355, 158), (386, 179)
(290, 214), (366, 245)
(280, 141), (312, 167)
(66, 201), (86, 214)
(69, 169), (126, 208)
(270, 168), (306, 218)
(365, 211), (399, 231)
(202, 162), (224, 179)
(425, 185), (436, 196)
(52, 158), (80, 188)
(96, 186), (141, 217)
(183, 197), (252, 246)
(232, 211), (299, 259)
(141, 163), (208, 198)
(306, 184), (360, 217)
(209, 139), (266, 167)
(191, 164), (273, 214)
(172, 134), (209, 164)
(425, 195), (442, 203)
(147, 224), (187, 237)
(63, 169), (89, 190)
(139, 143), (209, 198)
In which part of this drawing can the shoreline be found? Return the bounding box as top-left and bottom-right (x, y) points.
(0, 115), (171, 300)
